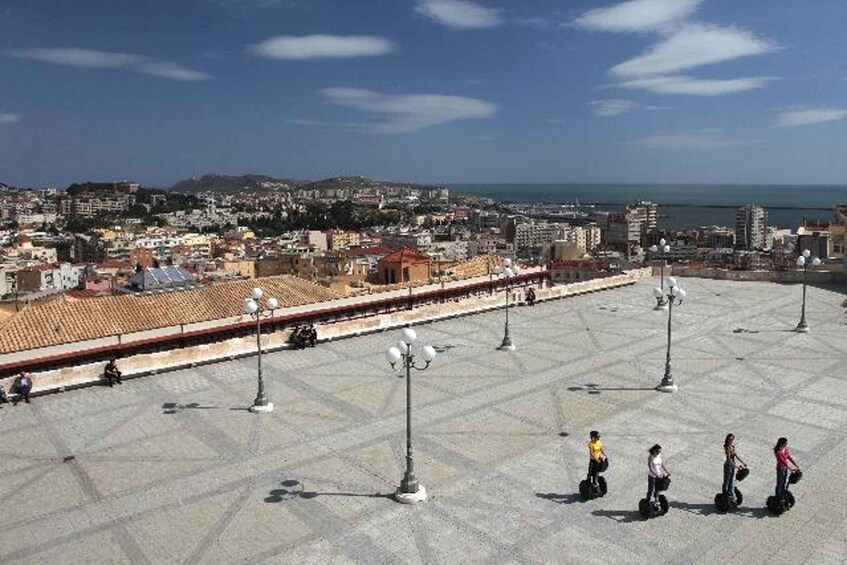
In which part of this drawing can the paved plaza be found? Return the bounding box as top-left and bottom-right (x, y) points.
(1, 277), (847, 564)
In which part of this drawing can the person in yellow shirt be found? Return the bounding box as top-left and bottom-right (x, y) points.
(587, 430), (607, 486)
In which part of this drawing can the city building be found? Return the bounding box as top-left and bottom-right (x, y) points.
(735, 205), (768, 250)
(377, 248), (433, 284)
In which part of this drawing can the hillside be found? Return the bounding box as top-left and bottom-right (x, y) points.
(169, 174), (303, 193)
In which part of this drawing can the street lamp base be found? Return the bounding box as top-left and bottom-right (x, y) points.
(654, 303), (669, 311)
(250, 402), (274, 413)
(395, 484), (427, 504)
(656, 383), (678, 393)
(794, 323), (810, 333)
(498, 340), (516, 351)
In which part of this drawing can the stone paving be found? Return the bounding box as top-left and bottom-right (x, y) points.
(1, 277), (846, 564)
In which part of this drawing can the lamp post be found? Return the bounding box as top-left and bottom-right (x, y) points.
(386, 328), (436, 504)
(653, 277), (686, 392)
(649, 238), (671, 310)
(243, 287), (279, 413)
(498, 258), (519, 351)
(795, 249), (821, 333)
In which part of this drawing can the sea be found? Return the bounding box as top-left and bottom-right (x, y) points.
(451, 184), (847, 230)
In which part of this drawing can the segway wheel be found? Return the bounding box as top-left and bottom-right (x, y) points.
(579, 480), (591, 501)
(597, 476), (608, 496)
(715, 493), (729, 512)
(639, 498), (650, 519)
(784, 491), (795, 509)
(734, 488), (743, 506)
(766, 495), (783, 515)
(658, 494), (669, 515)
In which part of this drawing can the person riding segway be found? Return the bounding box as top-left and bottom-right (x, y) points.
(767, 437), (800, 515)
(640, 444), (670, 519)
(579, 431), (608, 500)
(715, 433), (747, 512)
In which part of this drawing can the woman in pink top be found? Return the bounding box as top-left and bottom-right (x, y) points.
(774, 437), (800, 502)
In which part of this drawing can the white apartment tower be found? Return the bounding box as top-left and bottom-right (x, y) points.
(735, 205), (768, 249)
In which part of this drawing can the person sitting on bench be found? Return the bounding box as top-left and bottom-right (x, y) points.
(290, 326), (305, 349)
(13, 373), (32, 405)
(104, 359), (123, 387)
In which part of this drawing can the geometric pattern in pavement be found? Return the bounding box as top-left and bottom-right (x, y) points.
(1, 277), (846, 564)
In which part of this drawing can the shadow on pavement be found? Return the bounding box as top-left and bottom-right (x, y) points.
(536, 492), (584, 505)
(265, 479), (393, 503)
(669, 500), (717, 516)
(591, 509), (642, 523)
(567, 384), (657, 394)
(162, 402), (251, 414)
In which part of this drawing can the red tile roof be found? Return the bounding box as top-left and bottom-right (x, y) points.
(0, 275), (341, 353)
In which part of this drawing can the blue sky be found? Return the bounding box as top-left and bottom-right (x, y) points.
(1, 0), (846, 188)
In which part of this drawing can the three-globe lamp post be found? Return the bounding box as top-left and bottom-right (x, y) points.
(243, 287), (279, 413)
(795, 249), (821, 333)
(498, 258), (519, 351)
(649, 239), (671, 310)
(652, 277), (686, 392)
(386, 328), (436, 504)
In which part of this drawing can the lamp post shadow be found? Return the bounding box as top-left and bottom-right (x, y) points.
(264, 480), (393, 503)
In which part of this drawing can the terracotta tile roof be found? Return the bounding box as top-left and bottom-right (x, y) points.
(381, 248), (431, 264)
(0, 275), (341, 353)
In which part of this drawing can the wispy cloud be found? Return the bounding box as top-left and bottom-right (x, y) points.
(6, 48), (210, 81)
(619, 75), (772, 95)
(574, 0), (703, 33)
(590, 99), (638, 116)
(318, 87), (498, 133)
(633, 130), (758, 149)
(415, 0), (503, 29)
(776, 108), (847, 127)
(0, 112), (20, 124)
(250, 35), (395, 60)
(611, 25), (779, 78)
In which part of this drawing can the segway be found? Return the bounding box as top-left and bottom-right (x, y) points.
(578, 459), (609, 501)
(639, 476), (670, 519)
(714, 467), (747, 512)
(766, 471), (799, 515)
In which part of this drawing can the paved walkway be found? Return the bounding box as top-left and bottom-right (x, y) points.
(1, 278), (846, 564)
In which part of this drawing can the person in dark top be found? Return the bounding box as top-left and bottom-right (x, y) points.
(0, 381), (8, 406)
(526, 287), (536, 306)
(308, 325), (317, 347)
(14, 373), (32, 404)
(104, 359), (123, 387)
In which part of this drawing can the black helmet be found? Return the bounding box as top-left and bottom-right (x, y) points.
(590, 430), (600, 439)
(789, 470), (803, 484)
(736, 467), (749, 482)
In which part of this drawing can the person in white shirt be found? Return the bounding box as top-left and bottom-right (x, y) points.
(647, 444), (670, 503)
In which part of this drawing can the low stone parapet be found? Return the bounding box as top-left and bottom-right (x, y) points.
(0, 269), (648, 398)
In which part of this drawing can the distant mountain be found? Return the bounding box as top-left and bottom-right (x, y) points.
(169, 174), (444, 194)
(169, 174), (304, 194)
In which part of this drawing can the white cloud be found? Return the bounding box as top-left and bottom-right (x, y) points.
(574, 0), (703, 33)
(6, 48), (210, 81)
(415, 0), (503, 29)
(590, 99), (638, 116)
(619, 75), (772, 95)
(0, 112), (20, 124)
(776, 109), (847, 127)
(319, 87), (498, 133)
(611, 25), (779, 78)
(135, 61), (210, 81)
(633, 130), (758, 149)
(250, 35), (395, 60)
